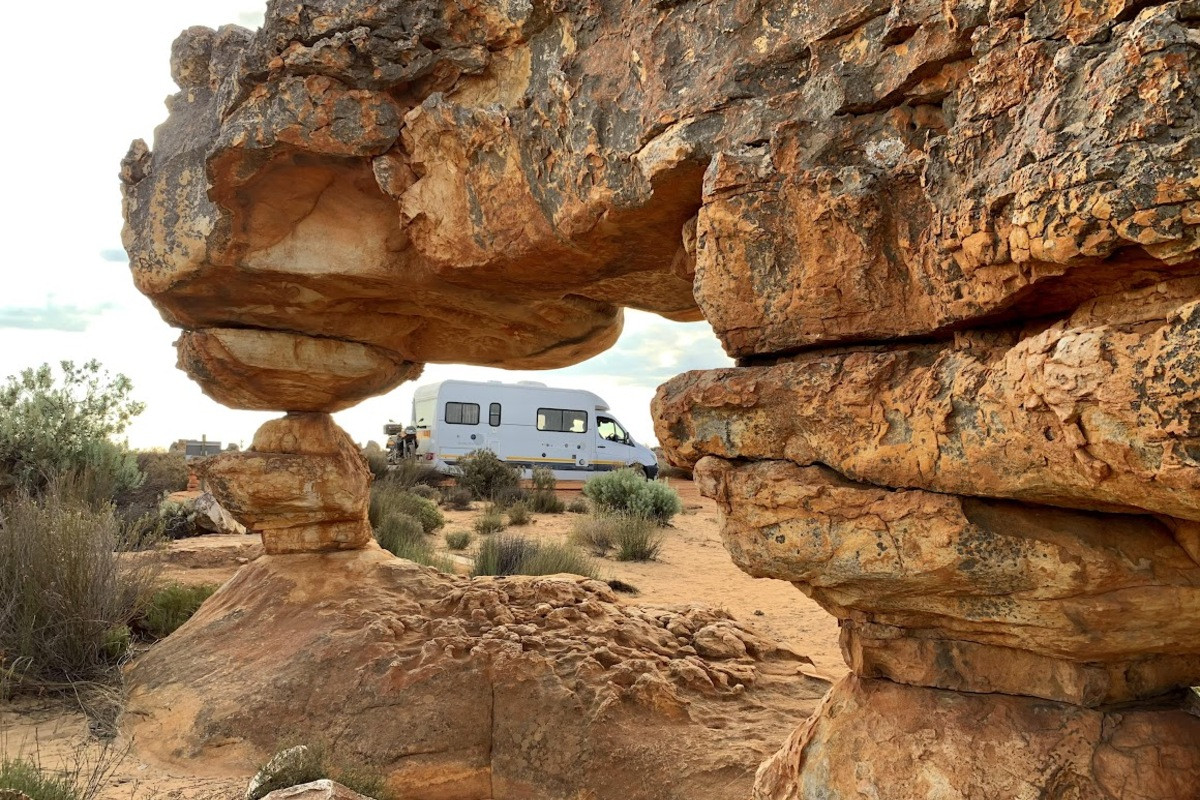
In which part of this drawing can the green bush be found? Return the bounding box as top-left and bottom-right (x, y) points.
(0, 758), (82, 800)
(381, 459), (444, 489)
(531, 467), (556, 491)
(472, 535), (596, 579)
(490, 485), (529, 509)
(0, 489), (158, 684)
(118, 451), (187, 508)
(567, 496), (589, 514)
(0, 360), (145, 501)
(362, 446), (390, 481)
(507, 501), (532, 526)
(247, 743), (393, 800)
(409, 483), (440, 502)
(571, 514), (664, 561)
(370, 483), (444, 532)
(473, 508), (507, 536)
(441, 487), (473, 510)
(375, 514), (453, 572)
(444, 530), (473, 550)
(455, 450), (519, 501)
(582, 469), (682, 523)
(134, 583), (217, 640)
(529, 490), (565, 514)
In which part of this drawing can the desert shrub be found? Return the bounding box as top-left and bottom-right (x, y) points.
(570, 515), (614, 556)
(444, 530), (473, 550)
(134, 583), (217, 640)
(247, 743), (393, 800)
(362, 447), (390, 481)
(0, 757), (80, 800)
(567, 496), (589, 514)
(528, 490), (564, 514)
(382, 459), (443, 489)
(119, 451), (187, 508)
(375, 515), (453, 572)
(611, 514), (665, 561)
(472, 535), (596, 578)
(473, 508), (507, 536)
(369, 483), (444, 532)
(489, 484), (528, 509)
(455, 449), (519, 501)
(0, 361), (144, 501)
(409, 484), (440, 502)
(0, 489), (158, 684)
(531, 467), (556, 491)
(507, 501), (532, 526)
(583, 469), (682, 523)
(156, 498), (199, 540)
(441, 487), (473, 510)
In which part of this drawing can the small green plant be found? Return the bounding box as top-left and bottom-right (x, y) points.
(582, 469), (682, 523)
(0, 489), (159, 684)
(472, 535), (596, 578)
(247, 742), (393, 800)
(444, 530), (473, 550)
(611, 514), (665, 561)
(567, 496), (588, 514)
(455, 450), (520, 501)
(0, 757), (80, 800)
(473, 508), (507, 535)
(531, 467), (556, 491)
(507, 501), (532, 526)
(570, 515), (614, 556)
(134, 583), (217, 640)
(369, 484), (444, 532)
(529, 490), (565, 514)
(375, 514), (453, 572)
(440, 486), (473, 510)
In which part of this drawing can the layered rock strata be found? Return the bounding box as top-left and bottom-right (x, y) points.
(123, 0), (1200, 796)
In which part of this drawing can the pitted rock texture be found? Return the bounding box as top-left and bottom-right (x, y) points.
(124, 547), (826, 800)
(754, 675), (1200, 800)
(696, 457), (1200, 705)
(657, 282), (1200, 521)
(199, 413), (372, 554)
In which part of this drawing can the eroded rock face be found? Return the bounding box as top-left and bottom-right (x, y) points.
(199, 413), (372, 554)
(125, 548), (826, 800)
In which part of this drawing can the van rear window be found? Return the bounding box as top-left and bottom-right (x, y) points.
(537, 408), (587, 433)
(446, 402), (480, 425)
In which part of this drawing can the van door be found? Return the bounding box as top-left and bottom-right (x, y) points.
(596, 415), (638, 473)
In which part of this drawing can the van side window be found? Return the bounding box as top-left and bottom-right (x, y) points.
(489, 403), (501, 427)
(537, 408), (587, 433)
(446, 402), (480, 425)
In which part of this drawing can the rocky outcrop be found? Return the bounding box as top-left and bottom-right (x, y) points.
(199, 413), (372, 554)
(125, 547), (826, 800)
(124, 0), (1200, 796)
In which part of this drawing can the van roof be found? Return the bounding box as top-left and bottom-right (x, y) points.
(412, 379), (610, 410)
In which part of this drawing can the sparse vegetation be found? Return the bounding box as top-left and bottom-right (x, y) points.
(455, 449), (520, 501)
(0, 488), (158, 685)
(134, 583), (217, 640)
(472, 535), (596, 578)
(570, 515), (614, 556)
(473, 508), (507, 536)
(247, 743), (393, 800)
(375, 514), (453, 572)
(444, 530), (473, 550)
(570, 514), (664, 561)
(0, 757), (81, 800)
(582, 469), (682, 524)
(380, 459), (443, 489)
(369, 483), (444, 532)
(567, 496), (589, 514)
(507, 501), (532, 526)
(440, 487), (473, 510)
(531, 467), (556, 491)
(529, 489), (565, 514)
(0, 742), (128, 800)
(362, 444), (390, 480)
(408, 484), (440, 502)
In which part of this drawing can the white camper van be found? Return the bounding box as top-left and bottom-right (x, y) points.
(399, 379), (659, 481)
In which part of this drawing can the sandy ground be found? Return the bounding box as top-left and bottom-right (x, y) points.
(2, 478), (844, 799)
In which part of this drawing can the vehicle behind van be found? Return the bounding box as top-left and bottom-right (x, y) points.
(393, 379), (658, 481)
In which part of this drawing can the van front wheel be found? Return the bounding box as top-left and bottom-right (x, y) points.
(629, 463), (647, 479)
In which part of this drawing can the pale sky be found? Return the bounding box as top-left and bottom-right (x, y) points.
(0, 1), (731, 450)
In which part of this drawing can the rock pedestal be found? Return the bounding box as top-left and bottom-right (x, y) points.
(200, 413), (372, 555)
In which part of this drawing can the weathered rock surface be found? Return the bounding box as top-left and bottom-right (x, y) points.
(199, 413), (371, 554)
(260, 781), (374, 800)
(754, 675), (1200, 800)
(177, 328), (422, 412)
(657, 282), (1200, 521)
(697, 457), (1200, 705)
(124, 547), (826, 800)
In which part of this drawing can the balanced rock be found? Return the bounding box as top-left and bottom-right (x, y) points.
(199, 413), (371, 554)
(125, 547), (826, 800)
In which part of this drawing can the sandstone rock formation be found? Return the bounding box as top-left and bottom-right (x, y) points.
(126, 547), (825, 800)
(123, 0), (1200, 796)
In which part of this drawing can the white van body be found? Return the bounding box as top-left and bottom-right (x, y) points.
(405, 379), (659, 481)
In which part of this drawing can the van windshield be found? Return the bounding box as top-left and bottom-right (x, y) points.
(597, 416), (630, 444)
(413, 397), (435, 428)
